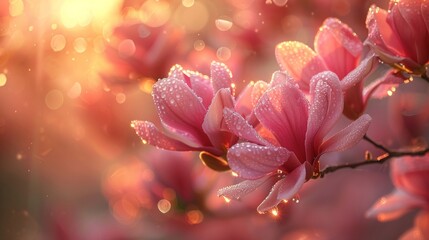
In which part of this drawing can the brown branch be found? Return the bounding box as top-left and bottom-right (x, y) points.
(312, 135), (429, 179)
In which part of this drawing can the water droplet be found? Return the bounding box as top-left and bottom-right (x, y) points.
(193, 39), (205, 51)
(157, 199), (171, 213)
(215, 18), (233, 31)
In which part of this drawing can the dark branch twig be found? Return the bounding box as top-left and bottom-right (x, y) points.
(312, 135), (429, 179)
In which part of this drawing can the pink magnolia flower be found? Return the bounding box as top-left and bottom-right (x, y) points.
(131, 62), (266, 171)
(218, 71), (371, 213)
(365, 0), (429, 76)
(367, 155), (429, 239)
(275, 17), (398, 119)
(101, 22), (185, 84)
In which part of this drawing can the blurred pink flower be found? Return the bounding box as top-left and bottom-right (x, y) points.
(367, 155), (429, 239)
(132, 62), (263, 171)
(275, 18), (395, 119)
(218, 71), (371, 212)
(365, 0), (429, 75)
(102, 21), (185, 84)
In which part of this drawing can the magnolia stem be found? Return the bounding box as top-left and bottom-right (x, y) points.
(313, 135), (429, 179)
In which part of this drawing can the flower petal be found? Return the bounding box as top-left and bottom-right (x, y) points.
(275, 41), (328, 92)
(390, 0), (429, 65)
(211, 61), (233, 93)
(366, 189), (426, 221)
(153, 78), (209, 147)
(315, 18), (363, 79)
(202, 88), (235, 149)
(268, 71), (295, 88)
(227, 142), (290, 179)
(257, 163), (307, 212)
(235, 82), (255, 117)
(189, 73), (214, 108)
(320, 114), (371, 153)
(217, 174), (274, 200)
(223, 108), (270, 146)
(255, 82), (309, 160)
(306, 71), (343, 160)
(341, 55), (378, 91)
(251, 80), (269, 108)
(365, 5), (406, 62)
(131, 120), (195, 151)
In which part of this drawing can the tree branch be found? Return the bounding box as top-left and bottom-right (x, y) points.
(312, 135), (429, 179)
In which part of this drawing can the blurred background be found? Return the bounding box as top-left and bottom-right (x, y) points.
(1, 0), (428, 239)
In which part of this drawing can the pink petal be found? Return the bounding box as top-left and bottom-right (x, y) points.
(223, 108), (270, 146)
(255, 82), (309, 160)
(257, 163), (307, 212)
(390, 0), (429, 65)
(306, 72), (343, 160)
(168, 64), (187, 82)
(365, 5), (406, 62)
(363, 68), (404, 100)
(251, 80), (269, 108)
(392, 156), (429, 200)
(257, 177), (286, 213)
(153, 78), (209, 147)
(320, 114), (371, 153)
(341, 55), (378, 91)
(366, 189), (426, 221)
(234, 82), (255, 117)
(202, 88), (235, 149)
(315, 18), (363, 79)
(217, 174), (275, 200)
(277, 163), (307, 200)
(210, 61), (233, 93)
(188, 73), (214, 108)
(275, 41), (328, 92)
(268, 71), (295, 87)
(423, 2), (429, 35)
(131, 120), (195, 151)
(227, 142), (290, 179)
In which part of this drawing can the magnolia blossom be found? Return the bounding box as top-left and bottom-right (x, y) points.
(218, 71), (371, 212)
(101, 22), (184, 84)
(365, 0), (429, 76)
(132, 62), (267, 171)
(367, 155), (429, 239)
(275, 17), (399, 119)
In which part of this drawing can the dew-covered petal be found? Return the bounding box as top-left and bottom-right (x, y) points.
(315, 18), (363, 79)
(227, 142), (290, 179)
(268, 71), (295, 88)
(341, 55), (378, 91)
(320, 114), (371, 154)
(168, 64), (187, 82)
(275, 41), (328, 92)
(189, 73), (214, 108)
(365, 5), (406, 62)
(255, 82), (309, 160)
(363, 68), (404, 101)
(366, 189), (426, 221)
(153, 78), (209, 147)
(277, 163), (307, 200)
(131, 120), (196, 151)
(256, 164), (307, 212)
(202, 88), (235, 149)
(217, 174), (274, 200)
(223, 108), (270, 146)
(251, 80), (269, 108)
(306, 72), (343, 160)
(211, 61), (233, 93)
(234, 81), (255, 117)
(389, 0), (429, 65)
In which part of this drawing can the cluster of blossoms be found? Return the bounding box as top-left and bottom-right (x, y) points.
(131, 0), (428, 237)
